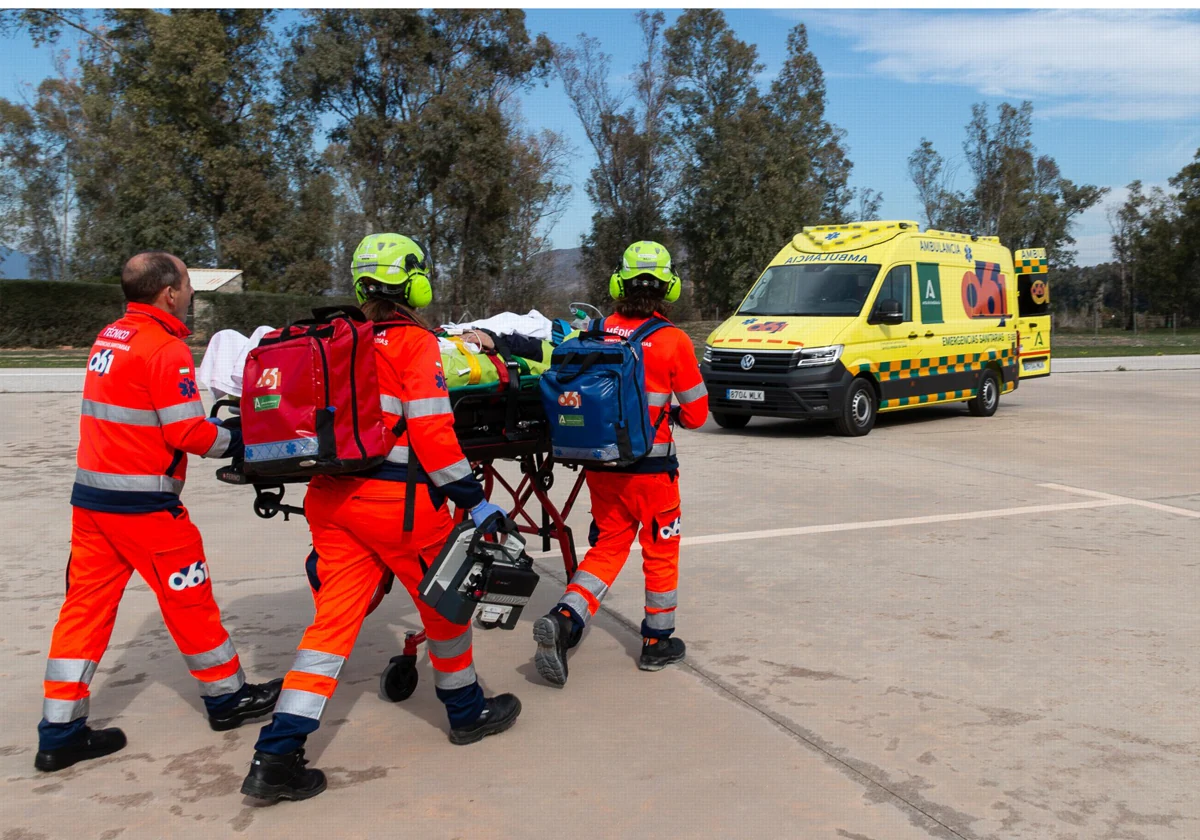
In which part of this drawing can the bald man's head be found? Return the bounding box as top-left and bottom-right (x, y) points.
(122, 252), (193, 321)
(121, 252), (187, 304)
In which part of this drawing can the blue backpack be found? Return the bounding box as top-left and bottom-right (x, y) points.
(540, 317), (671, 467)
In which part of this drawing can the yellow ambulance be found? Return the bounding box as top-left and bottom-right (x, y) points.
(700, 221), (1051, 435)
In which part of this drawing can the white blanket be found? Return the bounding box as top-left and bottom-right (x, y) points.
(441, 309), (552, 341)
(197, 326), (274, 400)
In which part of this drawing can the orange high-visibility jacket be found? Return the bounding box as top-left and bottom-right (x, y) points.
(71, 303), (232, 513)
(364, 323), (485, 509)
(598, 312), (709, 472)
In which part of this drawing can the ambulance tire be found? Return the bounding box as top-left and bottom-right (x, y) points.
(835, 378), (877, 437)
(713, 412), (751, 430)
(968, 369), (1000, 417)
(380, 655), (419, 702)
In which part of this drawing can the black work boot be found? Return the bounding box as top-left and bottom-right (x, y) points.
(240, 749), (327, 802)
(449, 693), (522, 746)
(35, 726), (127, 772)
(638, 636), (686, 671)
(208, 679), (283, 732)
(533, 611), (576, 687)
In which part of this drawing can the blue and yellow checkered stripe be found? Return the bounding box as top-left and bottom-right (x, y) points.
(1016, 257), (1048, 275)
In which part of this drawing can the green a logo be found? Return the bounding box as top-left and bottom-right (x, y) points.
(917, 263), (944, 324)
(254, 395), (281, 411)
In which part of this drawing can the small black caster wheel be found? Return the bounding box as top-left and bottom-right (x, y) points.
(380, 654), (418, 702)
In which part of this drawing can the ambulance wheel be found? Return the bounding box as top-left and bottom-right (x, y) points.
(835, 378), (877, 437)
(968, 369), (1000, 417)
(713, 412), (751, 430)
(380, 654), (418, 702)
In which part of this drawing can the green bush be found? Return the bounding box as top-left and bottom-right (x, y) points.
(194, 291), (356, 337)
(0, 280), (127, 347)
(0, 280), (357, 347)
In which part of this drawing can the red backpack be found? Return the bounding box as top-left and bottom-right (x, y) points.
(240, 306), (415, 478)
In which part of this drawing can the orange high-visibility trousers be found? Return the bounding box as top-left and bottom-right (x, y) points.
(558, 471), (681, 638)
(255, 476), (481, 755)
(42, 507), (245, 727)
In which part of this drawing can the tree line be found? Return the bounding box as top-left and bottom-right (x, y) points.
(2, 8), (1169, 324)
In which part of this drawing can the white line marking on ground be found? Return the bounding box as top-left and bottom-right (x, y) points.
(530, 498), (1129, 561)
(1039, 482), (1200, 519)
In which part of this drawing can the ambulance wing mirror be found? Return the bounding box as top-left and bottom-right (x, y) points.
(869, 298), (904, 326)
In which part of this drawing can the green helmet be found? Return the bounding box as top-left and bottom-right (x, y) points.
(609, 240), (681, 302)
(351, 234), (433, 308)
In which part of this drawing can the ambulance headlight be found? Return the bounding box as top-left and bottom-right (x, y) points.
(702, 344), (714, 363)
(796, 345), (843, 367)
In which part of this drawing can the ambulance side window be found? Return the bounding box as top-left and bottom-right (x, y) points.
(872, 265), (912, 323)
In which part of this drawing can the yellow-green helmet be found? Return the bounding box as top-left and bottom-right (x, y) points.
(351, 234), (433, 308)
(609, 240), (681, 302)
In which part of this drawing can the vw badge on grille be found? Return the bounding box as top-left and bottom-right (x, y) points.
(740, 354), (755, 370)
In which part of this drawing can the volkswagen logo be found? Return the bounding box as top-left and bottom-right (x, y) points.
(740, 354), (755, 371)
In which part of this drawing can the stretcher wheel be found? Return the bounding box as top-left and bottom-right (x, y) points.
(253, 496), (281, 519)
(380, 654), (419, 702)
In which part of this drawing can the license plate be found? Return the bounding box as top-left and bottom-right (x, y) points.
(727, 389), (764, 402)
(1023, 359), (1046, 372)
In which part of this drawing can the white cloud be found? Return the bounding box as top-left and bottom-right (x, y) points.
(802, 10), (1200, 121)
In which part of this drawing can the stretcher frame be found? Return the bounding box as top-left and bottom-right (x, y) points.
(212, 369), (584, 693)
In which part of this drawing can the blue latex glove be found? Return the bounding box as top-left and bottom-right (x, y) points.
(470, 501), (507, 533)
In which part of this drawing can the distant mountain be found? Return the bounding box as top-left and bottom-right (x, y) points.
(0, 248), (33, 279)
(534, 247), (586, 293)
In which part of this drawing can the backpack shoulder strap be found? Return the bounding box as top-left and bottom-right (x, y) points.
(628, 315), (670, 345)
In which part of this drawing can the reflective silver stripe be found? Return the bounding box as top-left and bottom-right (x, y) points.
(291, 649), (345, 679)
(427, 629), (472, 661)
(43, 696), (89, 724)
(182, 637), (237, 673)
(80, 399), (159, 426)
(157, 400), (206, 425)
(385, 445), (411, 464)
(644, 610), (676, 630)
(428, 459), (472, 486)
(404, 396), (453, 419)
(561, 591), (594, 620)
(645, 589), (678, 609)
(432, 663), (477, 691)
(197, 666), (245, 697)
(649, 442), (676, 457)
(647, 391), (670, 408)
(675, 382), (708, 404)
(380, 394), (405, 416)
(204, 426), (231, 458)
(275, 687), (328, 720)
(569, 570), (609, 601)
(75, 468), (184, 495)
(44, 658), (98, 685)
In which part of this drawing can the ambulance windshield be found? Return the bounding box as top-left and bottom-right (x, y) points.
(738, 263), (881, 317)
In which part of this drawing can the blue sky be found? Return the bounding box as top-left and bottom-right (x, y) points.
(4, 8), (1199, 266)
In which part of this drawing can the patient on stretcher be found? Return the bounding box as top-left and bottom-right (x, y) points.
(198, 309), (560, 399)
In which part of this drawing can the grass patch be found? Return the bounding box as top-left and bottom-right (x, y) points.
(0, 346), (206, 368)
(1051, 327), (1200, 358)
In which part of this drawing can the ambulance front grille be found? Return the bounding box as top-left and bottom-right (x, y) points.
(708, 349), (796, 374)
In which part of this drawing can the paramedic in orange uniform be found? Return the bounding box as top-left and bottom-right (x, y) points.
(241, 234), (521, 803)
(533, 241), (708, 685)
(35, 252), (282, 773)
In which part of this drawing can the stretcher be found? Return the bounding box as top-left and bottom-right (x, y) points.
(211, 366), (586, 701)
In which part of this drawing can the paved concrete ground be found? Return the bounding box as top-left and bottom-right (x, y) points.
(2, 370), (1198, 840)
